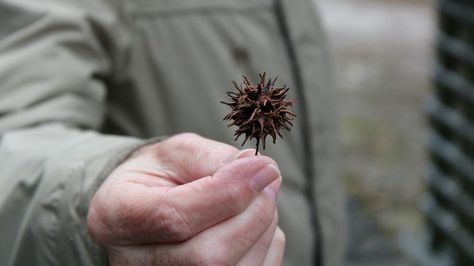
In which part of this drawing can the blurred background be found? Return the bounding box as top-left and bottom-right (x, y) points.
(318, 0), (435, 265)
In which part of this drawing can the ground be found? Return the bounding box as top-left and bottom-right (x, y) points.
(317, 0), (436, 265)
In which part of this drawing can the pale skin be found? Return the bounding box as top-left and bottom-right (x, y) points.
(87, 133), (285, 265)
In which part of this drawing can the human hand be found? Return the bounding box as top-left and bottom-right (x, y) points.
(87, 133), (285, 265)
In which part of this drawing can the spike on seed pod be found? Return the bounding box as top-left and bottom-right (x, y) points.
(221, 73), (296, 155)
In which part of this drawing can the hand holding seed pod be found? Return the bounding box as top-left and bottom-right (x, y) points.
(221, 73), (296, 155)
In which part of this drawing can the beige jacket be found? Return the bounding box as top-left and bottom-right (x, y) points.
(0, 0), (346, 265)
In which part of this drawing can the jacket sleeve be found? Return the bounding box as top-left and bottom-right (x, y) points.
(0, 1), (144, 265)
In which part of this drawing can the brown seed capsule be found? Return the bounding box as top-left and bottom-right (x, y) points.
(221, 73), (296, 155)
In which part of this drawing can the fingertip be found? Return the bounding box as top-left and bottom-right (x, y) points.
(236, 154), (278, 167)
(221, 148), (259, 167)
(264, 176), (282, 200)
(236, 149), (259, 159)
(221, 148), (276, 169)
(213, 156), (280, 196)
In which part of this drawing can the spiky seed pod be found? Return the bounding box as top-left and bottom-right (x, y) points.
(221, 73), (296, 155)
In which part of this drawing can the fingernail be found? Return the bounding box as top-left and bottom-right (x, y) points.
(264, 177), (282, 199)
(236, 149), (257, 159)
(249, 164), (280, 192)
(221, 149), (255, 165)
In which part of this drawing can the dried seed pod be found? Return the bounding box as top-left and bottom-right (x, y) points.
(221, 73), (296, 155)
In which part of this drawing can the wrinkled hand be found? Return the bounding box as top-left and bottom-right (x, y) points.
(87, 133), (285, 265)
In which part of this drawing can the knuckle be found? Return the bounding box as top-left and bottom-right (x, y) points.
(208, 182), (250, 217)
(153, 202), (194, 241)
(160, 133), (201, 152)
(86, 208), (102, 241)
(252, 198), (275, 226)
(222, 186), (248, 213)
(87, 198), (114, 244)
(114, 194), (146, 227)
(197, 141), (219, 158)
